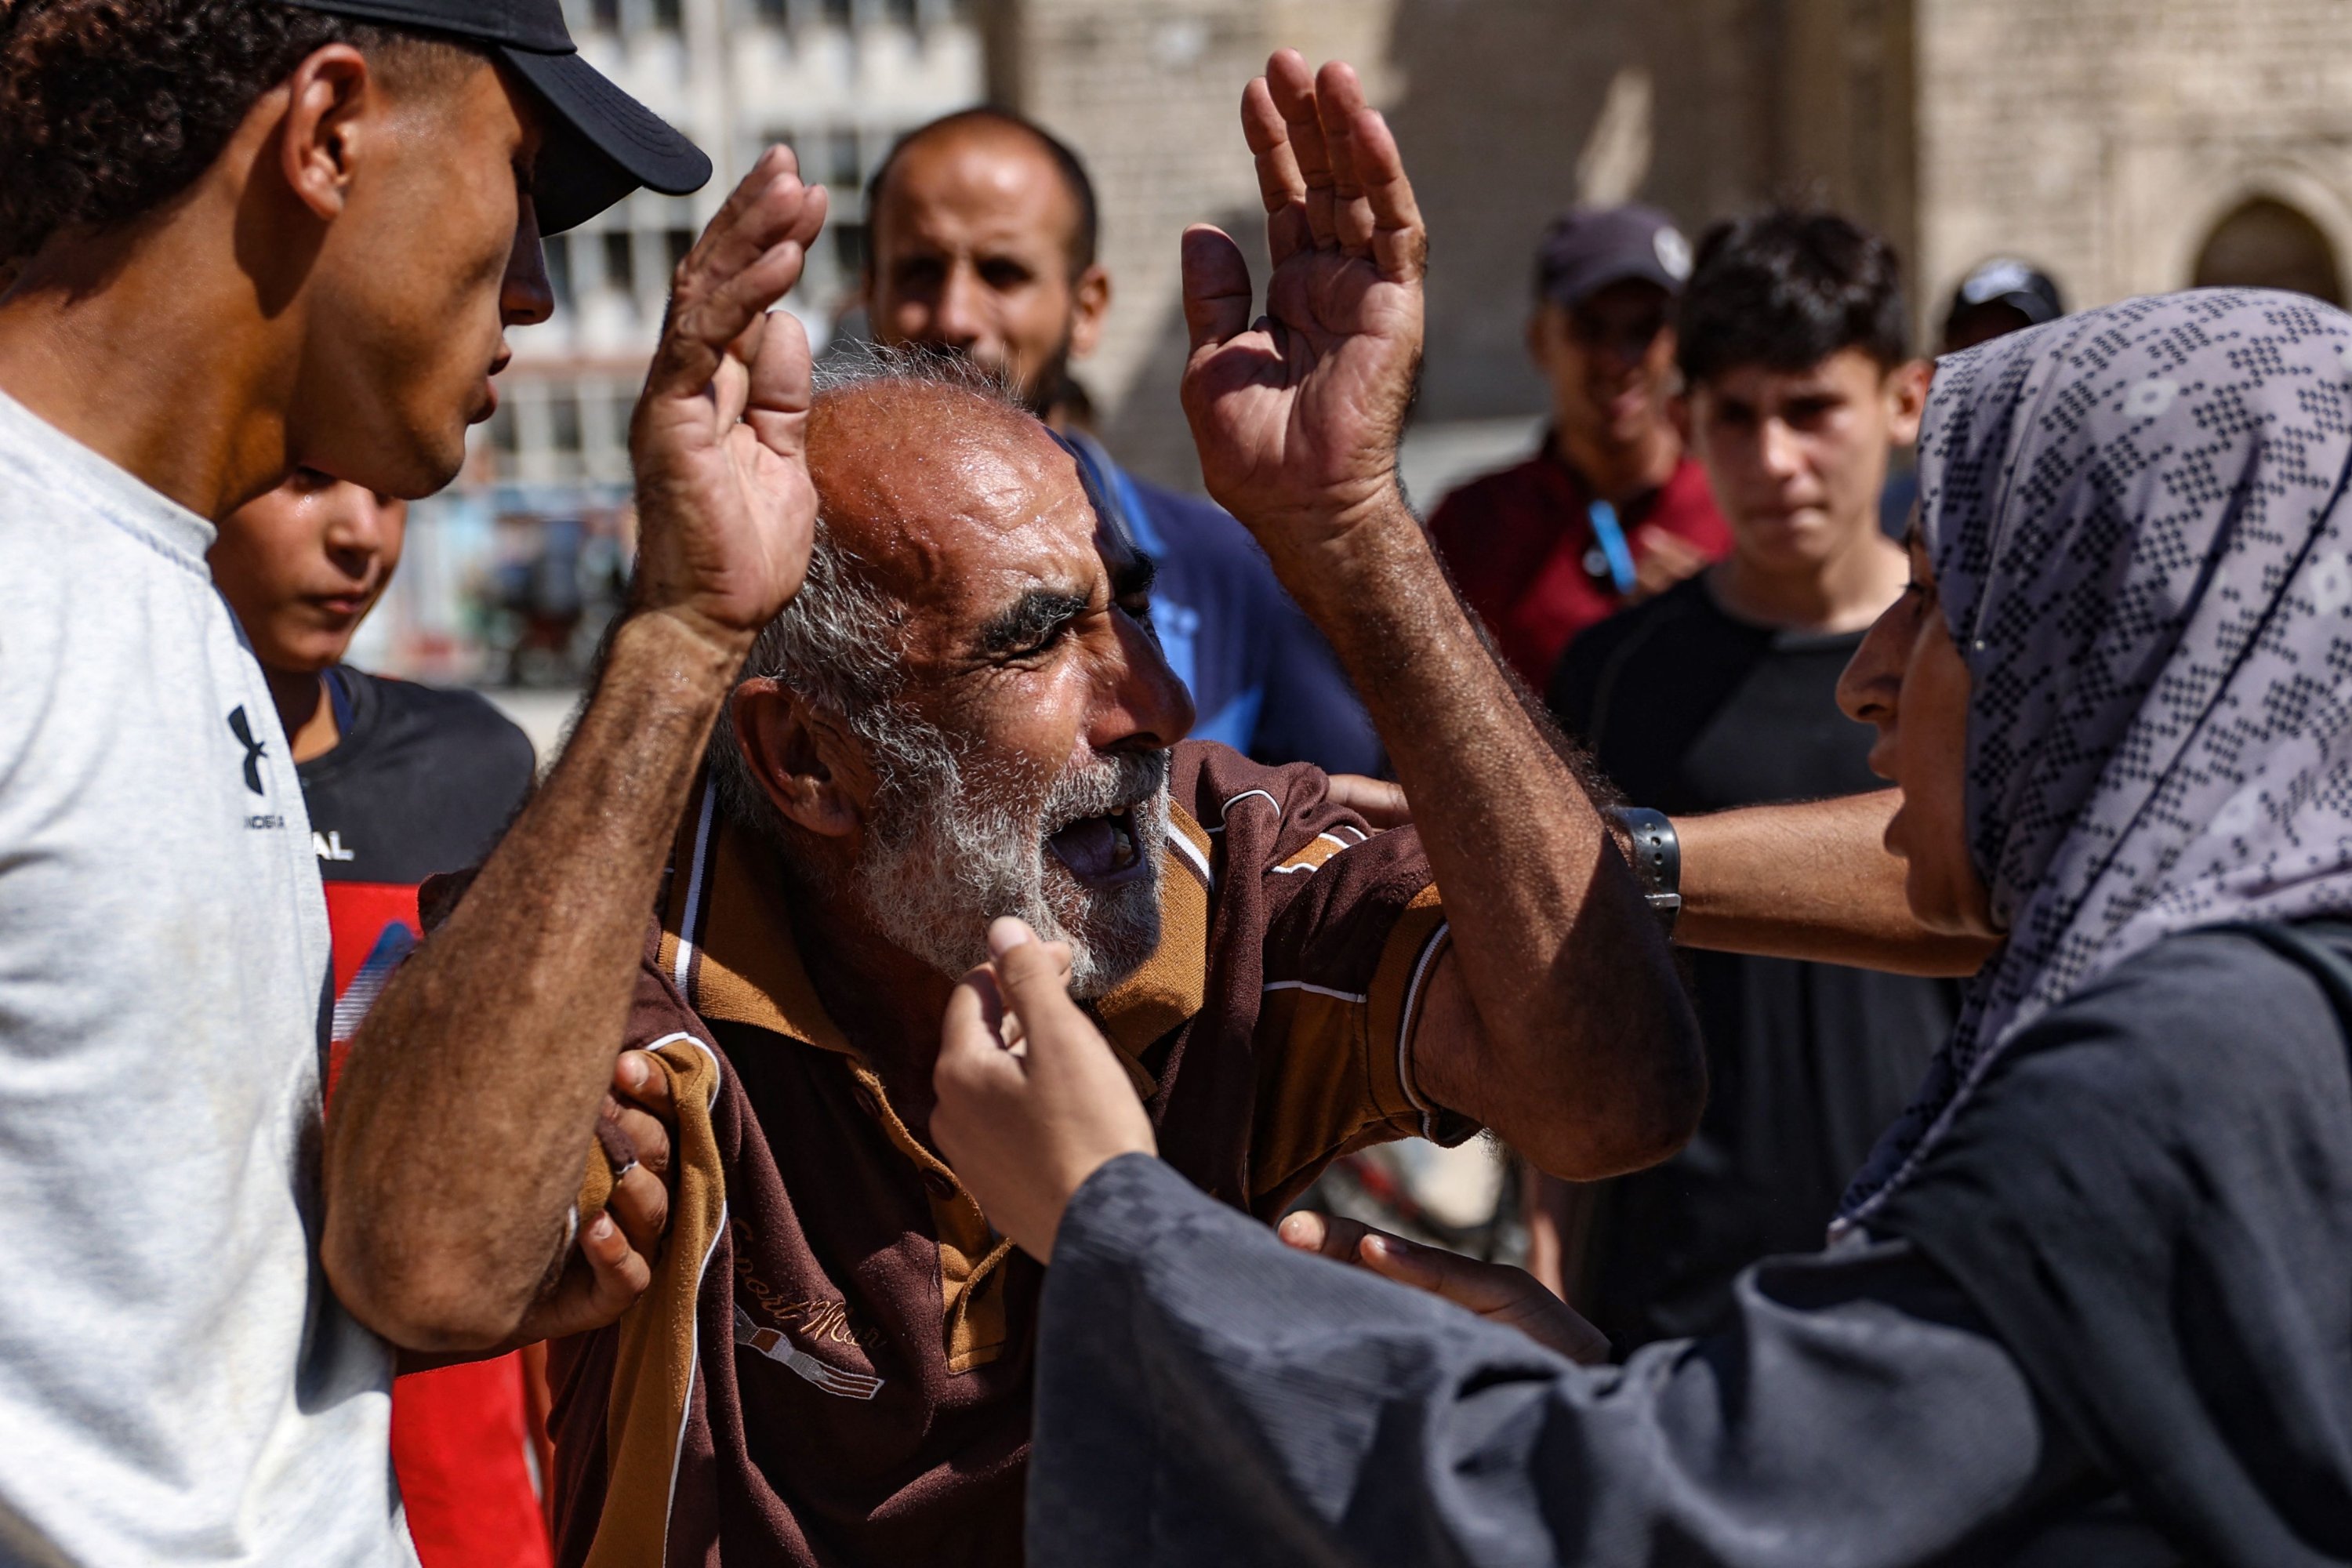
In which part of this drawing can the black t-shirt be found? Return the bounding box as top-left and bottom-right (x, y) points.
(300, 666), (535, 886)
(1550, 574), (1957, 1349)
(299, 667), (535, 1055)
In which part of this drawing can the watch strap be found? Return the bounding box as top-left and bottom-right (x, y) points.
(1605, 805), (1682, 937)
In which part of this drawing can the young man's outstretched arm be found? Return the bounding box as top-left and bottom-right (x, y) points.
(1674, 792), (1997, 977)
(1329, 778), (1998, 979)
(323, 151), (829, 1351)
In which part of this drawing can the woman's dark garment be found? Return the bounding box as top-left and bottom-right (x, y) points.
(1028, 924), (2352, 1566)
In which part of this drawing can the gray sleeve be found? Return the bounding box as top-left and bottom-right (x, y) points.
(1027, 1155), (2092, 1568)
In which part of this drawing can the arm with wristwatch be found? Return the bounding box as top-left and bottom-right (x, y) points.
(1330, 780), (1997, 978)
(1663, 791), (1995, 976)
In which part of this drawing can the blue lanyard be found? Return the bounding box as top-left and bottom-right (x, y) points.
(1588, 500), (1639, 596)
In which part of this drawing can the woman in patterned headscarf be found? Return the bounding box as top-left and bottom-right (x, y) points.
(1840, 287), (2352, 1226)
(993, 290), (2352, 1568)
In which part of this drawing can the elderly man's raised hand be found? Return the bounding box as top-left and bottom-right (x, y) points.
(933, 919), (1157, 1264)
(1180, 53), (1426, 568)
(629, 147), (829, 655)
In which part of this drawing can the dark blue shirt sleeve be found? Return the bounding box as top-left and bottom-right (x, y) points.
(1029, 1154), (2120, 1568)
(1124, 477), (1383, 778)
(1243, 593), (1383, 779)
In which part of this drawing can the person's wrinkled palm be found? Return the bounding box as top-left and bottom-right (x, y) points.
(1179, 52), (1427, 563)
(629, 146), (829, 652)
(1279, 1210), (1611, 1364)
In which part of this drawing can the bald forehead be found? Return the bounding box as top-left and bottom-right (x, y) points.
(804, 381), (1092, 589)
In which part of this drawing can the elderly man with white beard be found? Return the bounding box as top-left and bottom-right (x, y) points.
(534, 61), (1700, 1566)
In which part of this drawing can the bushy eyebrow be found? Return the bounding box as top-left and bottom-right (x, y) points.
(973, 552), (1159, 658)
(978, 588), (1090, 655)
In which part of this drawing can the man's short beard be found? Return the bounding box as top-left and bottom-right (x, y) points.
(920, 334), (1075, 421)
(848, 706), (1168, 999)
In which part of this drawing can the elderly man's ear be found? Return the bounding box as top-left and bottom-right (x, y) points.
(728, 678), (875, 840)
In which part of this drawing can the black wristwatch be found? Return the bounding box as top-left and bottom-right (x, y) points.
(1605, 806), (1682, 938)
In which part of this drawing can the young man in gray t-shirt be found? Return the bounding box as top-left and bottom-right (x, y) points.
(0, 2), (829, 1561)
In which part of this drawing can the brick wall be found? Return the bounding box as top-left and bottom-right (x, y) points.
(1915, 0), (2352, 329)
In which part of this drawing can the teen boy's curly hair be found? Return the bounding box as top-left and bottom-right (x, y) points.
(0, 0), (481, 264)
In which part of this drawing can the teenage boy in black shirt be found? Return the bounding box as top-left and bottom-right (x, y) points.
(1545, 211), (1956, 1350)
(209, 470), (546, 1568)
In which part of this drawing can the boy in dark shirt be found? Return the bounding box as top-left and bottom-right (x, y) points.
(209, 470), (544, 1568)
(1545, 212), (1955, 1349)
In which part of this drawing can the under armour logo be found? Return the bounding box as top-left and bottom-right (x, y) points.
(227, 706), (267, 795)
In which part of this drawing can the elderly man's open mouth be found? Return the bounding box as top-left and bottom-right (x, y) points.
(1045, 804), (1152, 888)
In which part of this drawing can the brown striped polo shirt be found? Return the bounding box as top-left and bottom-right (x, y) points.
(546, 740), (1472, 1568)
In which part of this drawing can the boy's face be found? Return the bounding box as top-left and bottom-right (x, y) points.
(209, 470), (407, 675)
(1684, 347), (1926, 573)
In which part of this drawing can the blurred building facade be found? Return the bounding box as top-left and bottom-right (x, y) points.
(377, 0), (2352, 681)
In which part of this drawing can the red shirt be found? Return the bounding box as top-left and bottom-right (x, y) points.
(1428, 442), (1731, 689)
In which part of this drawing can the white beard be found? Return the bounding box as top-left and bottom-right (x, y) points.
(851, 725), (1168, 999)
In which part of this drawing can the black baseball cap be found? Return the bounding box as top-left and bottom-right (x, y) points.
(1947, 257), (2065, 330)
(274, 0), (712, 233)
(1534, 205), (1693, 308)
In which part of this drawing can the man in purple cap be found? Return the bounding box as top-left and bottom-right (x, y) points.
(0, 2), (823, 1562)
(1428, 205), (1731, 690)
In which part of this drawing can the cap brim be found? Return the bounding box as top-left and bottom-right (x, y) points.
(1544, 258), (1679, 308)
(501, 48), (711, 234)
(1988, 291), (2062, 327)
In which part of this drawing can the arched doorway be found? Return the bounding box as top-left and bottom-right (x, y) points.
(2193, 197), (2346, 305)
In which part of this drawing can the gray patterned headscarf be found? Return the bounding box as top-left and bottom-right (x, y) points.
(1838, 289), (2352, 1227)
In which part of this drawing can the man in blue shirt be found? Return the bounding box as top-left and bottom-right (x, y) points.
(860, 107), (1381, 775)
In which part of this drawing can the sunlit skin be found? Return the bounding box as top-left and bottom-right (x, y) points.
(209, 470), (408, 762)
(0, 31), (699, 1349)
(1685, 347), (1926, 630)
(321, 133), (834, 1352)
(1289, 524), (1997, 1352)
(729, 383), (1193, 1101)
(864, 121), (1111, 414)
(290, 56), (556, 495)
(930, 52), (1709, 1275)
(1835, 528), (1998, 937)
